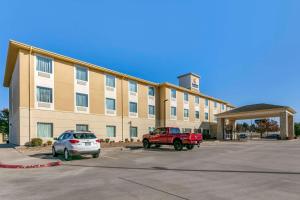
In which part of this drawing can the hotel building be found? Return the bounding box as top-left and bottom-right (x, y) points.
(3, 40), (234, 145)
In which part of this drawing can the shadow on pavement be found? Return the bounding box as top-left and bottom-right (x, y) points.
(62, 163), (300, 175)
(126, 146), (190, 152)
(0, 143), (17, 148)
(29, 153), (93, 161)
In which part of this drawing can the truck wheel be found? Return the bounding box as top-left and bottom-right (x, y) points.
(143, 139), (151, 149)
(173, 140), (183, 151)
(186, 144), (194, 150)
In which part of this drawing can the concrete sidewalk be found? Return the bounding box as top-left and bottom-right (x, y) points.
(0, 144), (59, 166)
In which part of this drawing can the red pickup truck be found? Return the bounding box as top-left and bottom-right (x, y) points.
(142, 127), (203, 151)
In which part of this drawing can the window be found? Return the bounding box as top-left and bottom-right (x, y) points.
(170, 128), (180, 134)
(195, 96), (200, 104)
(182, 128), (192, 133)
(129, 102), (137, 113)
(171, 89), (176, 99)
(184, 109), (189, 118)
(37, 123), (53, 138)
(76, 124), (89, 131)
(76, 93), (88, 107)
(195, 111), (200, 119)
(36, 55), (52, 73)
(171, 107), (177, 116)
(130, 126), (138, 138)
(106, 126), (116, 137)
(148, 127), (155, 132)
(76, 67), (88, 81)
(184, 93), (189, 102)
(73, 133), (96, 139)
(37, 86), (52, 103)
(106, 98), (116, 110)
(106, 75), (115, 88)
(129, 81), (137, 93)
(222, 104), (225, 110)
(214, 102), (218, 108)
(148, 86), (155, 96)
(205, 112), (209, 120)
(205, 99), (209, 107)
(148, 105), (155, 115)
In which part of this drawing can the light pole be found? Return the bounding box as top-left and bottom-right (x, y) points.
(164, 99), (169, 127)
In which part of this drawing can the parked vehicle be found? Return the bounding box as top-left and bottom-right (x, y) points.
(52, 130), (101, 160)
(142, 127), (203, 151)
(239, 133), (248, 139)
(265, 133), (281, 140)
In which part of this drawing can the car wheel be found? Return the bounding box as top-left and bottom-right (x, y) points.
(52, 147), (57, 157)
(92, 153), (100, 158)
(173, 140), (183, 151)
(186, 144), (194, 150)
(64, 149), (71, 161)
(143, 139), (151, 149)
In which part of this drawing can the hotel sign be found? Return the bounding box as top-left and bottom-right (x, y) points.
(191, 77), (199, 89)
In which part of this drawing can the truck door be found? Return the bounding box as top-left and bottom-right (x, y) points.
(150, 128), (161, 143)
(167, 128), (180, 143)
(159, 128), (168, 144)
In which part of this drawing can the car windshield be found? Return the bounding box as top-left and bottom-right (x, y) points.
(73, 133), (96, 139)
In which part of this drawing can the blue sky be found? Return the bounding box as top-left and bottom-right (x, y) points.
(1, 0), (299, 121)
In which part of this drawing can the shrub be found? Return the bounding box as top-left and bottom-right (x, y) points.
(24, 141), (32, 147)
(46, 140), (53, 146)
(125, 138), (129, 143)
(105, 138), (110, 143)
(110, 140), (115, 144)
(137, 139), (140, 142)
(130, 138), (134, 142)
(100, 139), (105, 143)
(31, 138), (43, 147)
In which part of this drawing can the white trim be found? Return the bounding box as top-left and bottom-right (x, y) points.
(34, 54), (55, 110)
(74, 65), (89, 113)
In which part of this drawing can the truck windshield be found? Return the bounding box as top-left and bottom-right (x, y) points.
(170, 128), (181, 134)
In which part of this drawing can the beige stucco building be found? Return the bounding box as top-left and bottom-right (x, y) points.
(3, 40), (234, 145)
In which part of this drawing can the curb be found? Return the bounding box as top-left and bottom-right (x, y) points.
(0, 161), (61, 169)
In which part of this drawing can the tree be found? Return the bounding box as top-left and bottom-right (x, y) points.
(254, 119), (266, 138)
(295, 123), (300, 137)
(254, 119), (279, 138)
(0, 108), (9, 136)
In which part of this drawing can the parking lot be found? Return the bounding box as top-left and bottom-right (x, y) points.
(1, 140), (300, 200)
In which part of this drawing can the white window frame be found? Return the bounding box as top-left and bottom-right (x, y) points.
(129, 101), (138, 118)
(148, 105), (155, 119)
(184, 109), (189, 121)
(170, 106), (177, 120)
(106, 125), (116, 138)
(75, 65), (88, 83)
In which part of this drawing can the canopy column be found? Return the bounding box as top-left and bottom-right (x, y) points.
(217, 118), (225, 140)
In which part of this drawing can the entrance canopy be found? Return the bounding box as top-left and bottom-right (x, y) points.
(215, 104), (296, 140)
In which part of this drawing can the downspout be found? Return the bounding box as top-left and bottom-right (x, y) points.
(28, 46), (32, 142)
(121, 76), (124, 141)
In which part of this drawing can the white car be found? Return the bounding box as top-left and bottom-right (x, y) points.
(52, 130), (101, 161)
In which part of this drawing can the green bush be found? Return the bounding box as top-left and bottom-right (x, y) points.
(125, 138), (129, 143)
(46, 140), (53, 146)
(31, 138), (43, 147)
(105, 138), (110, 143)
